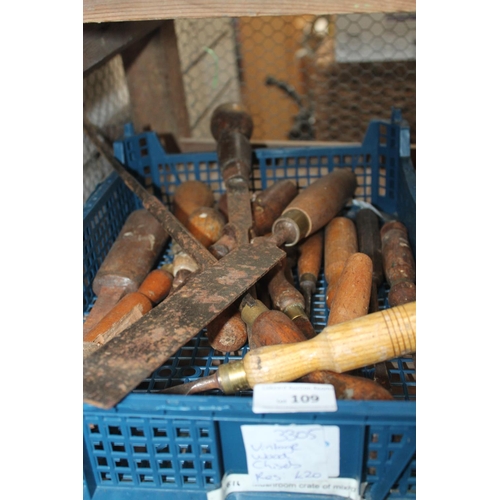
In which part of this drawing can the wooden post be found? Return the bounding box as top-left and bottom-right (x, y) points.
(121, 20), (191, 137)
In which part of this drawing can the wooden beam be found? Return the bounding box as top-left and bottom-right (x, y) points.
(83, 1), (416, 23)
(83, 20), (164, 76)
(121, 21), (191, 137)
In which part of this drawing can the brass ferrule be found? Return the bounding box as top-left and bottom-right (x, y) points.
(240, 299), (269, 328)
(283, 303), (308, 322)
(160, 262), (174, 275)
(272, 209), (310, 246)
(216, 360), (249, 394)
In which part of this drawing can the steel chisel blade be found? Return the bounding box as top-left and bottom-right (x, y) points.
(83, 239), (285, 409)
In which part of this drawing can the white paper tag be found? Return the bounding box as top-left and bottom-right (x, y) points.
(252, 383), (337, 413)
(240, 424), (339, 485)
(207, 474), (360, 500)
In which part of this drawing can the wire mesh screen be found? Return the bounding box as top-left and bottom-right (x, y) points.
(83, 12), (415, 203)
(83, 55), (132, 203)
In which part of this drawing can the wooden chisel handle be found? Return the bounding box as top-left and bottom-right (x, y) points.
(83, 265), (174, 344)
(380, 221), (416, 307)
(324, 216), (358, 308)
(327, 252), (373, 326)
(272, 168), (357, 246)
(241, 301), (416, 387)
(252, 179), (298, 236)
(173, 180), (215, 226)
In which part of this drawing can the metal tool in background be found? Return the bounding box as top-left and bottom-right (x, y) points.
(160, 300), (416, 395)
(265, 75), (315, 141)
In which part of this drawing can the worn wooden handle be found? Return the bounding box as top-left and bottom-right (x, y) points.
(243, 301), (416, 387)
(324, 216), (358, 307)
(252, 179), (298, 236)
(297, 230), (324, 285)
(327, 252), (373, 326)
(173, 180), (215, 226)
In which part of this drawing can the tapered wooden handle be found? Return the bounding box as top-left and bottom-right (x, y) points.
(297, 230), (324, 284)
(324, 216), (358, 307)
(243, 301), (416, 387)
(284, 168), (357, 237)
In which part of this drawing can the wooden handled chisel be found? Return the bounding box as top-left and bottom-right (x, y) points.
(160, 301), (416, 395)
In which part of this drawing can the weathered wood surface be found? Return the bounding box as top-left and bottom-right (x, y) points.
(84, 1), (416, 23)
(83, 20), (164, 76)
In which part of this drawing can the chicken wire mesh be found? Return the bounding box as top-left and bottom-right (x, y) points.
(83, 12), (415, 204)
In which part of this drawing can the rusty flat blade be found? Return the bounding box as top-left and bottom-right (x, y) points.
(83, 239), (285, 409)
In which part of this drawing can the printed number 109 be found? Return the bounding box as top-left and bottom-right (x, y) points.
(291, 395), (319, 403)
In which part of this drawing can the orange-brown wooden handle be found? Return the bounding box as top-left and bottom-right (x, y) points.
(243, 301), (416, 386)
(297, 230), (324, 284)
(327, 253), (373, 326)
(298, 371), (393, 400)
(252, 179), (298, 236)
(282, 168), (357, 237)
(267, 261), (305, 313)
(137, 267), (174, 305)
(173, 180), (215, 226)
(83, 292), (153, 343)
(185, 206), (226, 248)
(380, 221), (416, 307)
(324, 216), (358, 307)
(206, 302), (248, 352)
(251, 309), (306, 347)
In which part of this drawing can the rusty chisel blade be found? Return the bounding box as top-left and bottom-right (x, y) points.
(83, 239), (285, 409)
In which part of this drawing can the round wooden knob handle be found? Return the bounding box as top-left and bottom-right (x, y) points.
(210, 102), (254, 140)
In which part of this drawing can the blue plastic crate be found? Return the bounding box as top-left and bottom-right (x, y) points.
(83, 109), (416, 500)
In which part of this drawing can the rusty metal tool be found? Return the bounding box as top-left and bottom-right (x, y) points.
(212, 179), (298, 256)
(83, 239), (286, 408)
(83, 118), (287, 409)
(297, 230), (324, 317)
(83, 208), (169, 336)
(210, 102), (255, 247)
(84, 118), (217, 271)
(202, 103), (256, 352)
(83, 263), (174, 355)
(159, 300), (416, 395)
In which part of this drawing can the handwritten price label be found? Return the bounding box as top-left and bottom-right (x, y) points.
(252, 383), (337, 413)
(241, 424), (339, 485)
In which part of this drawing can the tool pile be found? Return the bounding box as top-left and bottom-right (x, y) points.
(83, 102), (416, 409)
